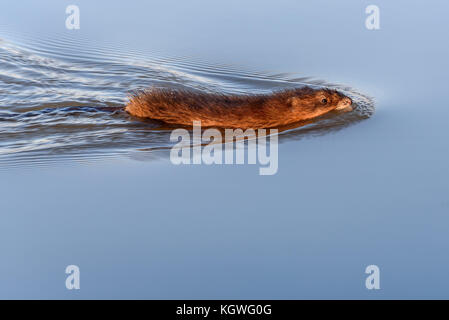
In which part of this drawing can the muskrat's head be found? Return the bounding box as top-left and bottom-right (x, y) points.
(287, 88), (353, 120)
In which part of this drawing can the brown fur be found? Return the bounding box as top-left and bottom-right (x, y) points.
(125, 87), (352, 128)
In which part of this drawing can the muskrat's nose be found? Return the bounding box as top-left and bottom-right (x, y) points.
(342, 97), (352, 106)
(335, 97), (353, 111)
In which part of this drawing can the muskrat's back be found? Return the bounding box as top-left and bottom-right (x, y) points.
(125, 87), (352, 128)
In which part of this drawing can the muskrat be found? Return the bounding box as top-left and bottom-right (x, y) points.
(125, 87), (353, 128)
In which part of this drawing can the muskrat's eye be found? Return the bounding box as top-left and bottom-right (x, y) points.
(321, 98), (328, 104)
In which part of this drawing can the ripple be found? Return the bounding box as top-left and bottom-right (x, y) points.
(0, 30), (375, 167)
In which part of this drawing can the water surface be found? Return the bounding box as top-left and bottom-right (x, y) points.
(0, 0), (448, 299)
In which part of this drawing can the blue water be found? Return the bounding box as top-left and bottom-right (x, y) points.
(0, 0), (448, 299)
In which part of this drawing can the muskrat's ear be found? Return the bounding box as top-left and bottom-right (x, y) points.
(287, 97), (299, 108)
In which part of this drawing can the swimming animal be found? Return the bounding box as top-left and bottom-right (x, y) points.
(125, 87), (353, 128)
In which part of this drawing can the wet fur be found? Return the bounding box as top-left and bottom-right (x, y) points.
(125, 87), (350, 128)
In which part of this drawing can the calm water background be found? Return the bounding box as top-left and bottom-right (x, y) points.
(0, 0), (448, 298)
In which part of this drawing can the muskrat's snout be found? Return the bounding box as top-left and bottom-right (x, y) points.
(335, 97), (353, 111)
